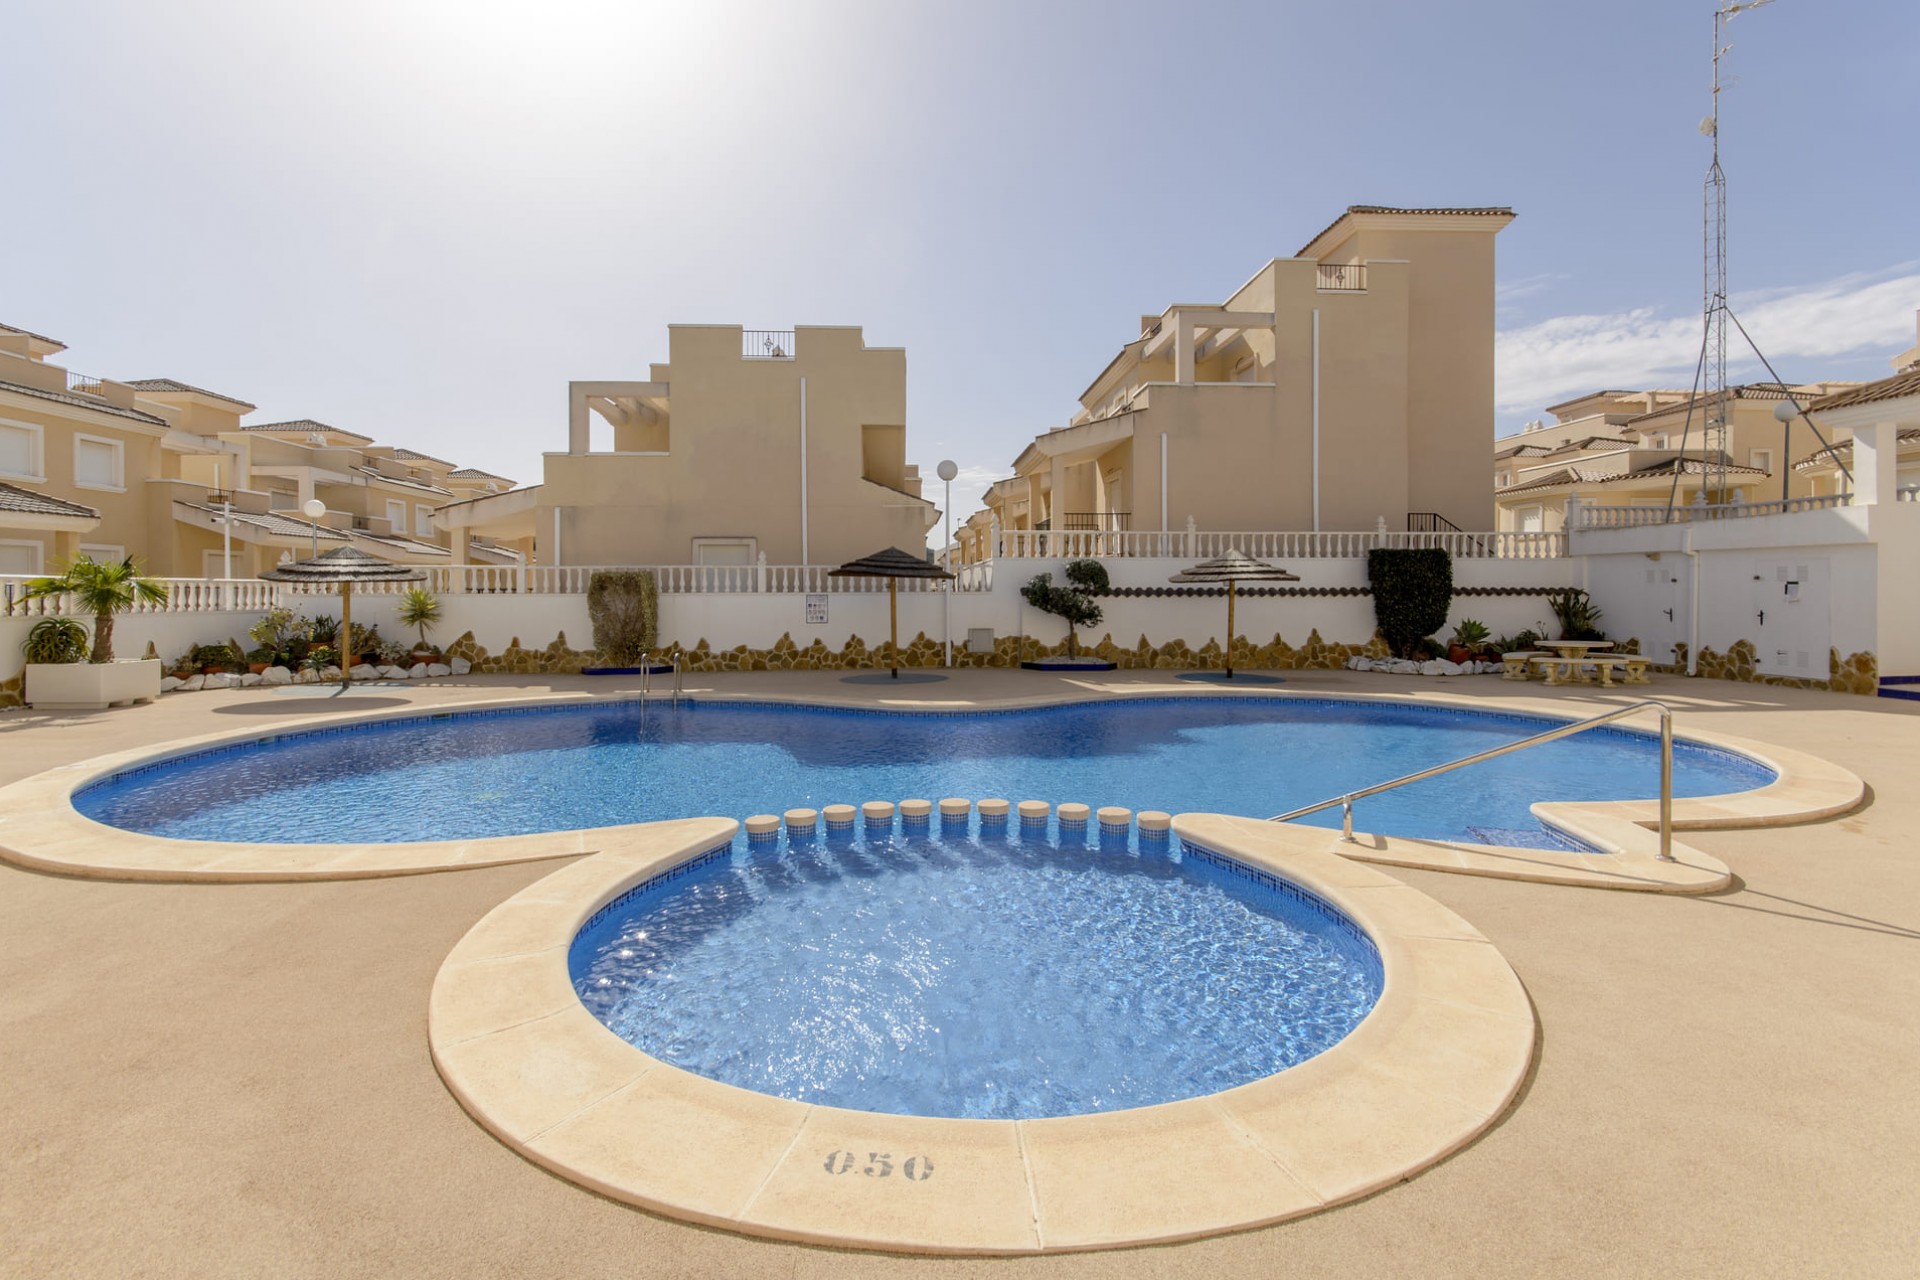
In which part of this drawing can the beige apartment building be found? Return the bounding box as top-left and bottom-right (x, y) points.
(1493, 380), (1864, 531)
(443, 324), (938, 566)
(0, 322), (519, 579)
(968, 205), (1514, 552)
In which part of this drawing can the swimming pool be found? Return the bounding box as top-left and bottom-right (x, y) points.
(74, 695), (1775, 847)
(570, 817), (1382, 1119)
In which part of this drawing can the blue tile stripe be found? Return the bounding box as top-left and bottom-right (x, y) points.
(1176, 837), (1382, 973)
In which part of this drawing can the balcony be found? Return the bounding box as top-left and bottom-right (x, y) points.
(1061, 512), (1130, 532)
(1315, 263), (1367, 292)
(742, 329), (795, 360)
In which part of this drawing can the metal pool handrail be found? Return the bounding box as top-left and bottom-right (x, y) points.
(1269, 699), (1676, 860)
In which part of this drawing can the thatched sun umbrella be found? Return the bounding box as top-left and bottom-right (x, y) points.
(827, 546), (955, 678)
(261, 546), (428, 688)
(1169, 549), (1300, 679)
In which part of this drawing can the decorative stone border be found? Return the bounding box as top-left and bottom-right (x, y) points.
(0, 685), (1864, 888)
(427, 812), (1536, 1254)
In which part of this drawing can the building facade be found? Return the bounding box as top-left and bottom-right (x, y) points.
(967, 205), (1515, 554)
(0, 322), (519, 580)
(443, 324), (939, 567)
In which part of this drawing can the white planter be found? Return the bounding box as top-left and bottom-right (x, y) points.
(25, 658), (164, 710)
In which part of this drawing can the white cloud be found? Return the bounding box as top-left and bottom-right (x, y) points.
(1495, 265), (1920, 416)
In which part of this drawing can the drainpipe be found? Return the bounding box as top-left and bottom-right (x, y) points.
(1311, 308), (1321, 532)
(799, 376), (810, 565)
(1159, 432), (1169, 541)
(1682, 526), (1700, 676)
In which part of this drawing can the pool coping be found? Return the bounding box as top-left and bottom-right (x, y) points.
(427, 811), (1538, 1254)
(0, 686), (1864, 891)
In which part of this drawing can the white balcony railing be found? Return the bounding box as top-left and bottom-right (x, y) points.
(991, 529), (1566, 560)
(1575, 494), (1853, 529)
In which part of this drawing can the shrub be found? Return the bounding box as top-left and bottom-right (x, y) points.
(1449, 618), (1491, 650)
(22, 617), (90, 665)
(189, 642), (244, 672)
(1021, 559), (1108, 658)
(1547, 588), (1605, 641)
(248, 606), (299, 653)
(588, 570), (659, 665)
(1367, 549), (1453, 658)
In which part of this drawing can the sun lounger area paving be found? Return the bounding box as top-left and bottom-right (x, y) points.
(2, 667), (1916, 1277)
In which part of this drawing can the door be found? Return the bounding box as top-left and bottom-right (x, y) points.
(1752, 557), (1830, 679)
(1640, 561), (1686, 666)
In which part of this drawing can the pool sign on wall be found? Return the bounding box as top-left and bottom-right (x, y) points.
(806, 593), (829, 625)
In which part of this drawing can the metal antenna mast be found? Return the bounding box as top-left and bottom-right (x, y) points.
(1700, 0), (1770, 500)
(1667, 1), (1851, 519)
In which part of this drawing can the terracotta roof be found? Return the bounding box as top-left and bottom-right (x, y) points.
(447, 467), (512, 482)
(1297, 204), (1514, 257)
(1493, 443), (1554, 460)
(354, 466), (453, 497)
(0, 322), (66, 351)
(352, 531), (451, 558)
(244, 419), (375, 444)
(0, 481), (100, 521)
(175, 500), (347, 542)
(387, 448), (455, 468)
(1793, 427), (1920, 471)
(125, 378), (257, 411)
(0, 379), (170, 427)
(1625, 383), (1804, 426)
(1805, 367), (1920, 414)
(1502, 456), (1765, 497)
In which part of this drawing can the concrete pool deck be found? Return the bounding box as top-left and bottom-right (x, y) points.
(3, 668), (1918, 1276)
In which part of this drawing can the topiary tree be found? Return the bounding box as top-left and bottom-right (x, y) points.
(1021, 558), (1109, 658)
(587, 570), (659, 665)
(19, 555), (168, 663)
(1366, 548), (1452, 659)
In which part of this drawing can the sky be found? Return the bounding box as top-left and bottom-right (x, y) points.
(3, 0), (1915, 526)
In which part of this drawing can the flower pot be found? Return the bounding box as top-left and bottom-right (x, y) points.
(1446, 645), (1473, 665)
(248, 663), (270, 675)
(25, 659), (163, 710)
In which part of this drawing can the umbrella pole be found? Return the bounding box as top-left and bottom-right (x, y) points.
(889, 576), (899, 678)
(340, 581), (354, 689)
(1225, 579), (1236, 679)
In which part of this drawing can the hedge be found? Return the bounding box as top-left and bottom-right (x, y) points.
(1366, 548), (1452, 658)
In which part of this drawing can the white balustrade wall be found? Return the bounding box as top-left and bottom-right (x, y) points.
(2, 550), (1580, 685)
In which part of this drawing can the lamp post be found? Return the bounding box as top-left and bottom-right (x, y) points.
(1772, 398), (1798, 503)
(302, 498), (326, 562)
(937, 460), (958, 667)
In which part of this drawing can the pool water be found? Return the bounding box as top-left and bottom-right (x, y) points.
(75, 696), (1775, 847)
(570, 819), (1383, 1119)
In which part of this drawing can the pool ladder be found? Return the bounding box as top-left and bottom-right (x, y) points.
(637, 649), (685, 706)
(1269, 699), (1676, 860)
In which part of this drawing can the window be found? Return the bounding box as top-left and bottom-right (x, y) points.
(1497, 473), (1512, 488)
(692, 538), (755, 566)
(1517, 506), (1544, 533)
(0, 419), (44, 481)
(73, 435), (124, 490)
(79, 543), (125, 564)
(268, 490), (298, 511)
(415, 504), (434, 538)
(1646, 434), (1668, 449)
(386, 499), (407, 531)
(1750, 448), (1775, 474)
(0, 539), (43, 576)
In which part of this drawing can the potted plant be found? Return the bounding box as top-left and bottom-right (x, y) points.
(397, 587), (442, 661)
(1546, 588), (1605, 641)
(19, 555), (168, 709)
(1447, 619), (1491, 665)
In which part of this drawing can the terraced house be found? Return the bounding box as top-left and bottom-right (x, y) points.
(968, 205), (1514, 554)
(441, 323), (939, 567)
(0, 322), (524, 582)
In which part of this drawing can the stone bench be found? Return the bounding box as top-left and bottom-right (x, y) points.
(1530, 654), (1651, 687)
(1501, 651), (1548, 681)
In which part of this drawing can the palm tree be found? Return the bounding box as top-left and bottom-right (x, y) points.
(396, 587), (442, 651)
(21, 556), (169, 663)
